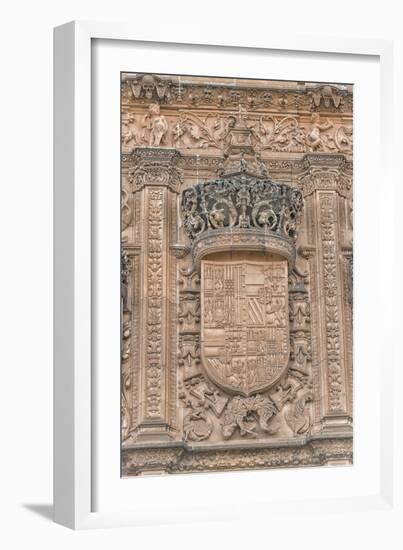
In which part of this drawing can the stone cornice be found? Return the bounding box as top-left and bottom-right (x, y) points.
(121, 74), (353, 115)
(122, 436), (353, 475)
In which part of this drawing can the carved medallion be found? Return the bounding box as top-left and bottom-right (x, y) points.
(201, 260), (289, 396)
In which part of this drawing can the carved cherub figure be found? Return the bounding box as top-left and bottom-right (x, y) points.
(143, 103), (168, 146)
(306, 113), (333, 151)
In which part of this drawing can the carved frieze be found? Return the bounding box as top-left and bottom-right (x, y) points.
(122, 109), (353, 155)
(121, 74), (353, 158)
(122, 74), (352, 114)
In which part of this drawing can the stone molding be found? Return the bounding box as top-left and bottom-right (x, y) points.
(122, 436), (353, 475)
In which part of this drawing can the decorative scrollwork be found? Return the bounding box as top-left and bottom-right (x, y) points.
(181, 174), (304, 243)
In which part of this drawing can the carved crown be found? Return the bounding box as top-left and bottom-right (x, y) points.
(181, 171), (304, 270)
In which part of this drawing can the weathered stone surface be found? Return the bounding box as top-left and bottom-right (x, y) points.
(121, 73), (353, 475)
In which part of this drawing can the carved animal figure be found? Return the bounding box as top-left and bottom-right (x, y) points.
(257, 209), (276, 228)
(284, 389), (313, 435)
(210, 207), (226, 227)
(183, 409), (213, 441)
(222, 395), (278, 439)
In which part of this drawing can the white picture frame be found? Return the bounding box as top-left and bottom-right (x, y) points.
(54, 20), (399, 532)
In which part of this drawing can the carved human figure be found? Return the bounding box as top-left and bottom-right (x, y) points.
(143, 103), (168, 146)
(306, 113), (333, 151)
(122, 114), (138, 146)
(265, 297), (285, 326)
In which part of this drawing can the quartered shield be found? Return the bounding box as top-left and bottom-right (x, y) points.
(201, 260), (290, 396)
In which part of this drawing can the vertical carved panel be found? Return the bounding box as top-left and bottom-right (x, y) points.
(130, 251), (140, 433)
(319, 192), (346, 413)
(297, 155), (352, 434)
(126, 148), (181, 442)
(341, 249), (353, 418)
(144, 188), (165, 419)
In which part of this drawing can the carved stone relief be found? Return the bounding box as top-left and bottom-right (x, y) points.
(121, 73), (353, 475)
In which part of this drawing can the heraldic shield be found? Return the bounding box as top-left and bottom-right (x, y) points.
(201, 260), (290, 397)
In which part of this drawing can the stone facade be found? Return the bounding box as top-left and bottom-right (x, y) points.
(121, 73), (353, 476)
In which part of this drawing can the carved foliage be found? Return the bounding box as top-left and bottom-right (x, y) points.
(121, 311), (132, 441)
(121, 250), (133, 440)
(320, 194), (344, 412)
(181, 175), (304, 243)
(145, 190), (164, 418)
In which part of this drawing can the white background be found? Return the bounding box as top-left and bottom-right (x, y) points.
(1, 0), (402, 548)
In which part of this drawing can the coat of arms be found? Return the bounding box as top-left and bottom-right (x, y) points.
(201, 260), (290, 396)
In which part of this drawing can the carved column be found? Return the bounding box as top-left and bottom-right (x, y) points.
(128, 148), (181, 442)
(299, 154), (353, 436)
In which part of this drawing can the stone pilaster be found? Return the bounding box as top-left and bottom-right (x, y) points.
(298, 154), (353, 436)
(128, 148), (181, 442)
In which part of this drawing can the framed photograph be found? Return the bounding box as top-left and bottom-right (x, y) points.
(54, 21), (397, 531)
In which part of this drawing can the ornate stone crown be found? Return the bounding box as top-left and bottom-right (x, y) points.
(181, 169), (304, 269)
